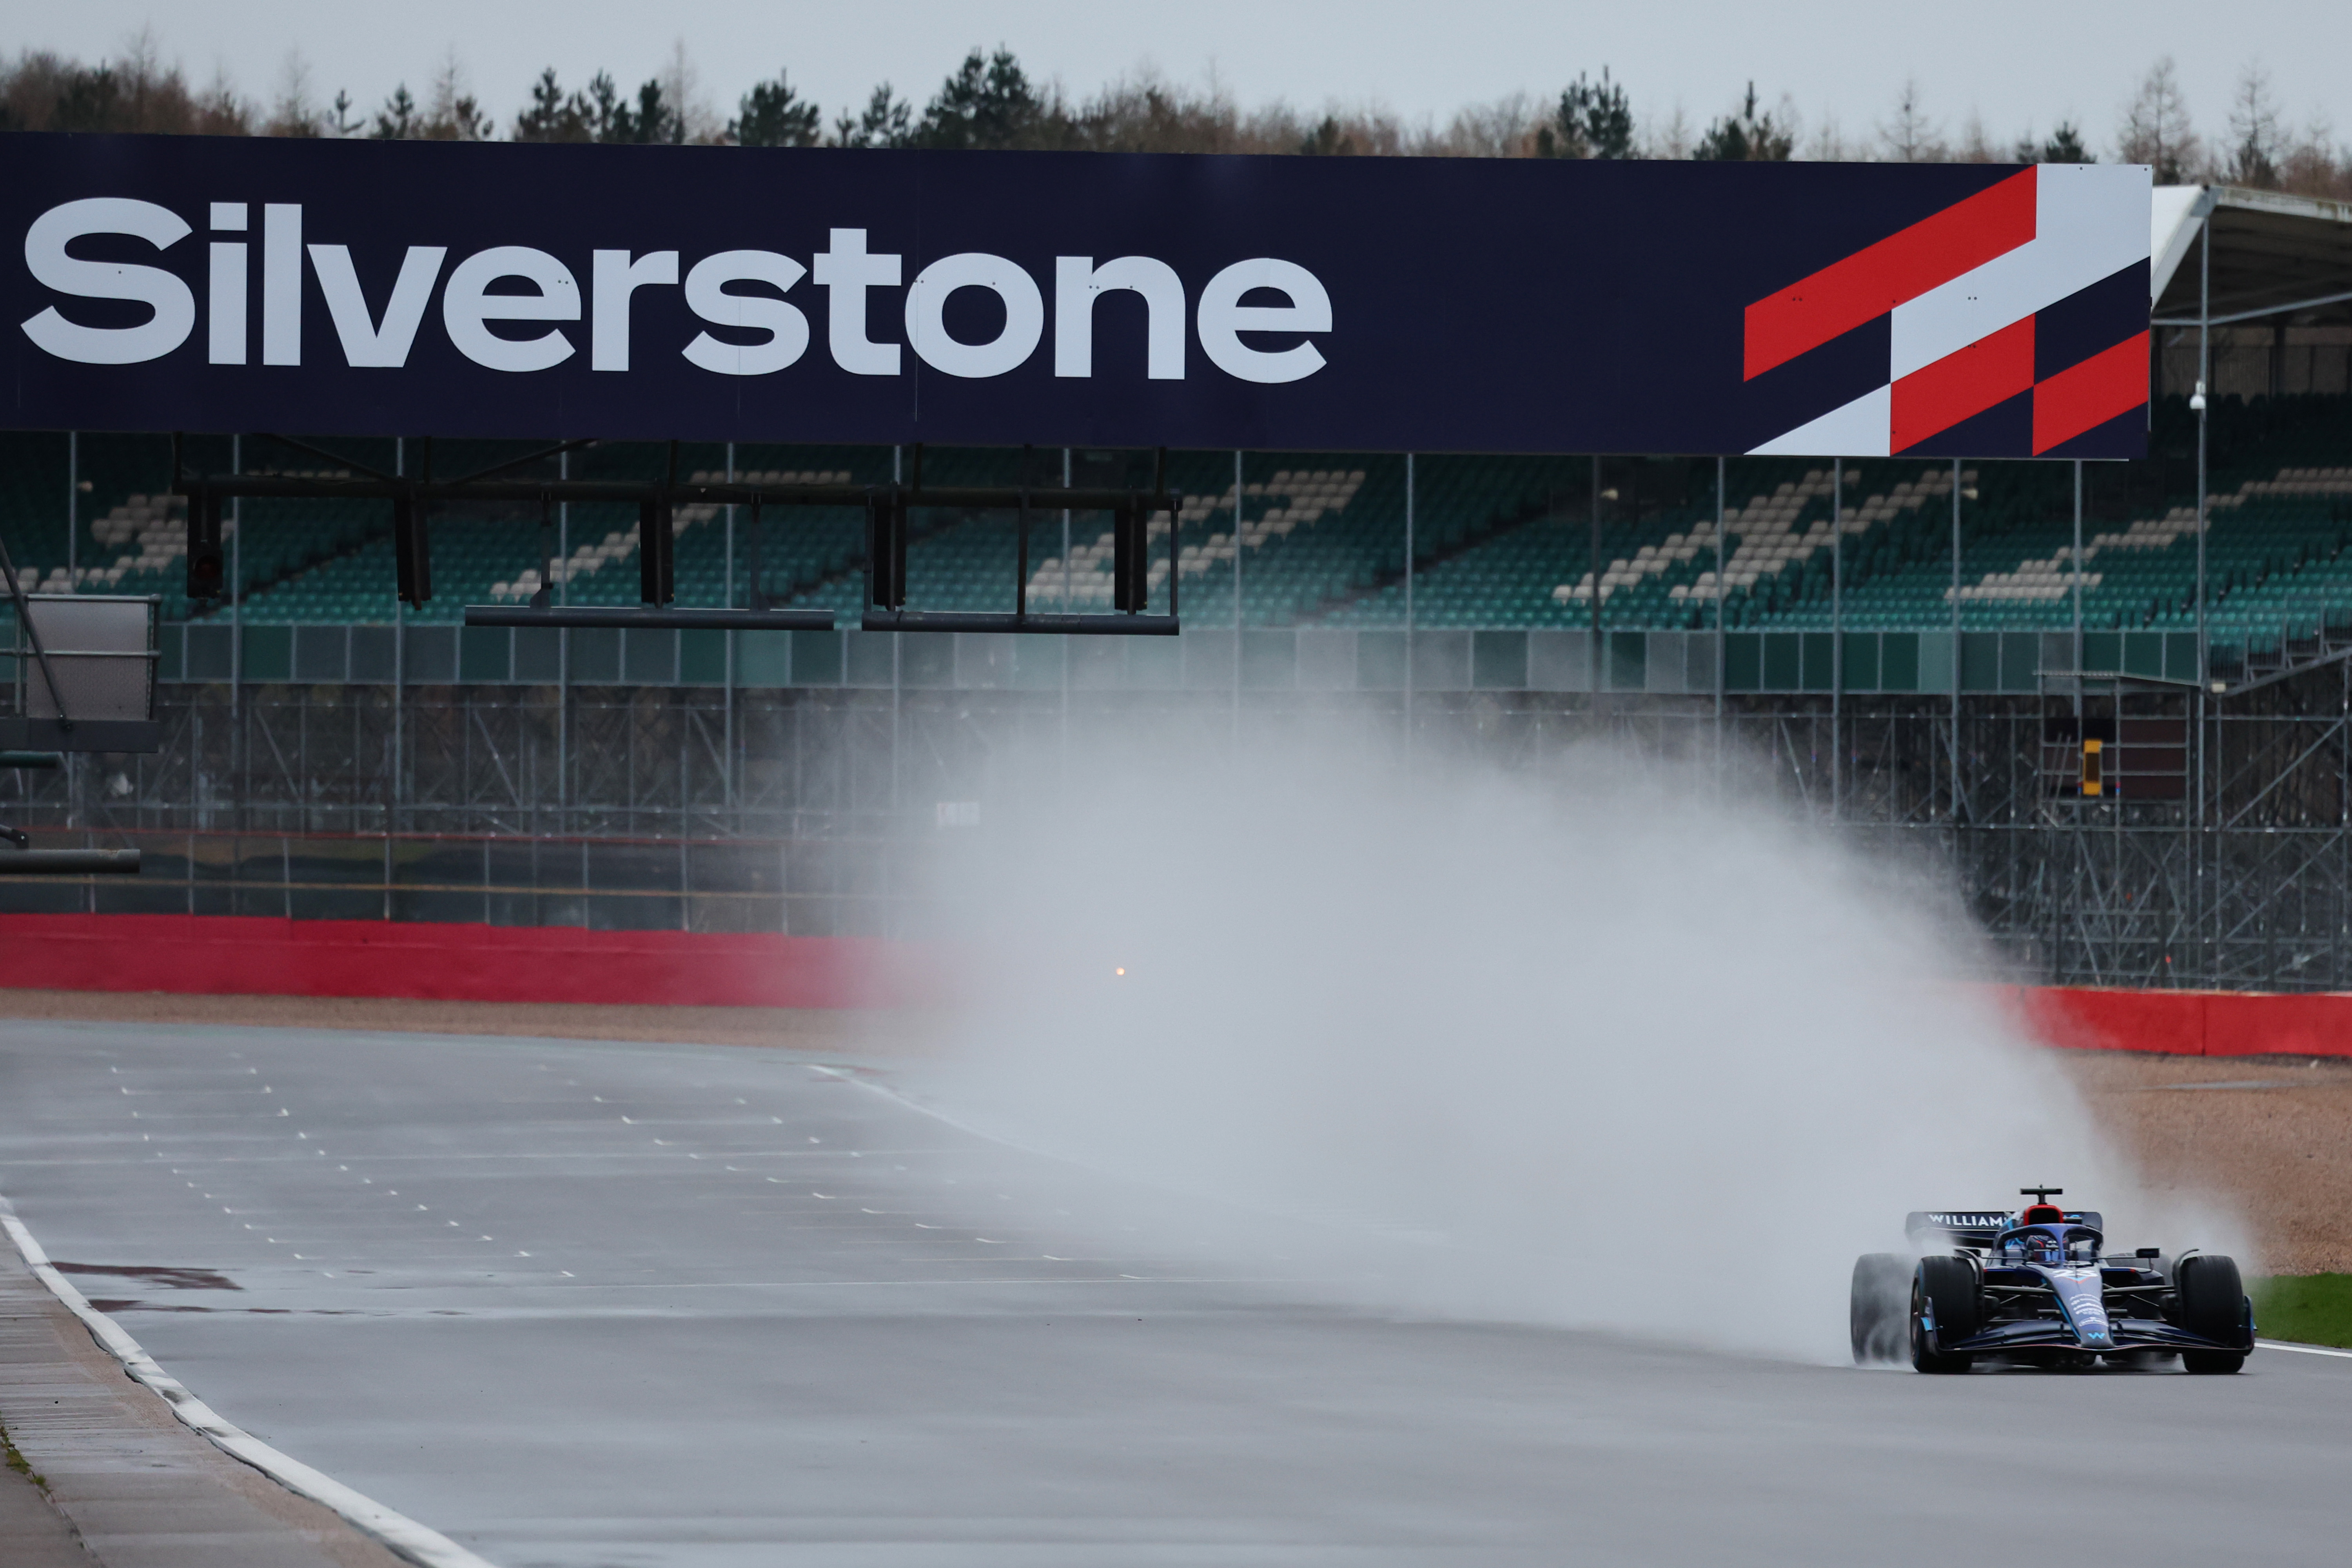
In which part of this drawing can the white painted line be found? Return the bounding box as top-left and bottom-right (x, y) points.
(0, 1207), (501, 1568)
(2258, 1338), (2352, 1359)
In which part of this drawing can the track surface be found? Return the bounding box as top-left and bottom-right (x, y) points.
(2, 1020), (2347, 1568)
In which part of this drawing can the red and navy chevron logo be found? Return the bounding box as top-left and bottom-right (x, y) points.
(1743, 165), (2151, 459)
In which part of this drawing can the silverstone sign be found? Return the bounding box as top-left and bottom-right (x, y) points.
(2, 134), (2151, 457)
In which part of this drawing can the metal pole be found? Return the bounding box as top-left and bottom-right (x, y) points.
(1589, 455), (1602, 697)
(2196, 219), (2211, 696)
(1831, 456), (1842, 822)
(2195, 216), (2212, 977)
(2194, 218), (2212, 978)
(1951, 455), (1962, 819)
(231, 434), (242, 678)
(724, 439), (735, 810)
(1233, 449), (1245, 744)
(1714, 456), (1726, 744)
(557, 446), (568, 820)
(65, 432), (77, 590)
(389, 436), (402, 918)
(231, 435), (242, 840)
(2072, 457), (2085, 716)
(1404, 452), (1416, 730)
(890, 444), (902, 816)
(1060, 447), (1071, 768)
(2073, 456), (2088, 990)
(65, 432), (79, 851)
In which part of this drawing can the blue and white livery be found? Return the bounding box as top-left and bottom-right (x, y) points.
(1849, 1188), (2254, 1374)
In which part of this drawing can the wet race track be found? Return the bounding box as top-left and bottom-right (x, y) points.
(2, 1019), (2348, 1568)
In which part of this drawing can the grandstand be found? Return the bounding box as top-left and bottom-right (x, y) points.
(6, 395), (2347, 687)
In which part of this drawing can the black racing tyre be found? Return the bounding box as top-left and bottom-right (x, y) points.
(2176, 1254), (2248, 1374)
(1909, 1256), (1978, 1374)
(1851, 1254), (1911, 1365)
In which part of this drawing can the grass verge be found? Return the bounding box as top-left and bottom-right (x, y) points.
(1, 1414), (48, 1494)
(2252, 1274), (2352, 1348)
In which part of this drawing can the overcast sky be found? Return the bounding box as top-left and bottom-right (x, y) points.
(16, 0), (2352, 154)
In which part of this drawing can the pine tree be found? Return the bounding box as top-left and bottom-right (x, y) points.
(369, 85), (417, 140)
(731, 70), (821, 147)
(914, 47), (1044, 150)
(1693, 83), (1792, 161)
(832, 84), (912, 148)
(514, 67), (593, 142)
(1299, 116), (1355, 156)
(1538, 69), (1632, 159)
(2042, 121), (2092, 163)
(600, 78), (681, 145)
(584, 74), (625, 142)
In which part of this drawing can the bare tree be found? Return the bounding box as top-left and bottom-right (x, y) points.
(193, 64), (248, 134)
(114, 27), (194, 132)
(2117, 56), (2201, 182)
(419, 51), (492, 140)
(1878, 79), (1946, 162)
(264, 50), (322, 137)
(658, 39), (722, 143)
(1293, 105), (1405, 157)
(2276, 114), (2351, 201)
(1643, 103), (1695, 160)
(1071, 69), (1248, 153)
(1955, 109), (1997, 163)
(0, 33), (248, 134)
(2225, 62), (2283, 187)
(1436, 92), (1539, 158)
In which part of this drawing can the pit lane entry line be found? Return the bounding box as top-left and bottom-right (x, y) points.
(0, 1205), (501, 1568)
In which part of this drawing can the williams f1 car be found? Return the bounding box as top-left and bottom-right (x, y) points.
(1851, 1189), (2254, 1374)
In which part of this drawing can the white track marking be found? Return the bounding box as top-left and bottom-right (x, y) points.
(2258, 1339), (2352, 1359)
(1, 1207), (501, 1568)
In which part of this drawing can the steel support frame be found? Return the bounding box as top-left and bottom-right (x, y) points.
(4, 664), (2352, 985)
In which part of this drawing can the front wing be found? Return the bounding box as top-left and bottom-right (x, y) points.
(1931, 1316), (2251, 1357)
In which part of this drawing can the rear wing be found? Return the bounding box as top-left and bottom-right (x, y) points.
(1906, 1209), (2103, 1248)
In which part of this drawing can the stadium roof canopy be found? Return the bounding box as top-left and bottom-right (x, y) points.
(2152, 184), (2352, 329)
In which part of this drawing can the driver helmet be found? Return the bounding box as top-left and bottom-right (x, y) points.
(2024, 1230), (2064, 1267)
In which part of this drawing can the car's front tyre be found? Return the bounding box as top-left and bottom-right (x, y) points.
(2175, 1254), (2249, 1374)
(1909, 1256), (1978, 1374)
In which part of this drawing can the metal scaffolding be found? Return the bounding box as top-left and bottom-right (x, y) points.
(0, 662), (2346, 991)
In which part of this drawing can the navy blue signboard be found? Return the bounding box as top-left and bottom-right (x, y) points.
(1, 134), (2150, 457)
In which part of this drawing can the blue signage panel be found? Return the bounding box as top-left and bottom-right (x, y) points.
(1, 134), (2149, 456)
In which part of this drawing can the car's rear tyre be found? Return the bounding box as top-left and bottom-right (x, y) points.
(2175, 1254), (2248, 1374)
(1851, 1254), (1911, 1364)
(1909, 1256), (1978, 1374)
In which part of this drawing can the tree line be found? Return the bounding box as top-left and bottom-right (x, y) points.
(1, 35), (2343, 197)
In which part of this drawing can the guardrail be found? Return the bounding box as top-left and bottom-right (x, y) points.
(1, 910), (2341, 1045)
(60, 622), (2213, 695)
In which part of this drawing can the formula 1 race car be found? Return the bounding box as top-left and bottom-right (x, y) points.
(1850, 1189), (2254, 1374)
